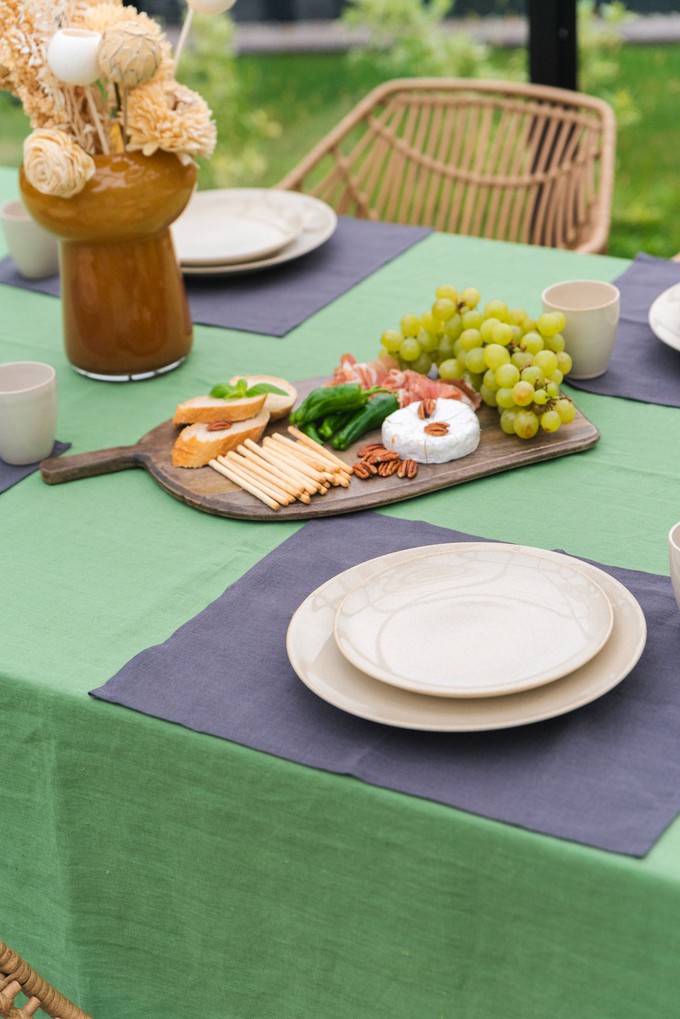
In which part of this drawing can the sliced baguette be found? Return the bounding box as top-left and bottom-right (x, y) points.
(228, 374), (297, 422)
(172, 409), (270, 468)
(173, 392), (267, 425)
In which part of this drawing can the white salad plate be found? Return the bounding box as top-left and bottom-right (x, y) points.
(173, 189), (337, 275)
(286, 543), (646, 732)
(648, 282), (680, 353)
(333, 544), (614, 698)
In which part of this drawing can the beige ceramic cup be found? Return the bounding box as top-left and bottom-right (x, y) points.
(542, 279), (620, 380)
(669, 523), (680, 613)
(0, 198), (60, 279)
(0, 361), (58, 465)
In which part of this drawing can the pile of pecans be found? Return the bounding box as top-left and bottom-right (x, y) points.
(352, 443), (418, 481)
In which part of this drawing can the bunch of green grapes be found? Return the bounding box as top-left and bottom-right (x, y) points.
(378, 285), (576, 440)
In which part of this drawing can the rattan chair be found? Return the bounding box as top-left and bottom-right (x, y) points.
(278, 78), (616, 254)
(0, 941), (93, 1019)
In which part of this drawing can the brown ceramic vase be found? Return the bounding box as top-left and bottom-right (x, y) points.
(20, 150), (196, 381)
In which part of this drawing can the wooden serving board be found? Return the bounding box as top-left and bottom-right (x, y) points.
(40, 377), (599, 520)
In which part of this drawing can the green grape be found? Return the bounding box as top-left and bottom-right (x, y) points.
(480, 317), (501, 343)
(491, 322), (514, 346)
(507, 308), (528, 327)
(418, 329), (438, 353)
(512, 380), (535, 407)
(545, 333), (566, 353)
(549, 369), (564, 385)
(514, 409), (539, 439)
(400, 337), (422, 361)
(400, 313), (421, 338)
(509, 325), (523, 344)
(420, 310), (438, 334)
(467, 371), (485, 390)
(511, 350), (534, 370)
(500, 408), (518, 435)
(483, 368), (500, 392)
(553, 311), (566, 332)
(523, 317), (537, 332)
(465, 347), (487, 374)
(555, 398), (576, 423)
(412, 352), (432, 375)
(522, 331), (545, 355)
(378, 345), (391, 360)
(484, 299), (509, 322)
(536, 312), (563, 338)
(546, 381), (560, 399)
(437, 336), (458, 361)
(521, 364), (543, 386)
(460, 287), (481, 308)
(533, 388), (548, 406)
(556, 351), (573, 375)
(439, 358), (464, 380)
(533, 349), (559, 375)
(435, 284), (458, 302)
(462, 309), (484, 330)
(480, 384), (498, 407)
(483, 344), (511, 371)
(540, 409), (562, 433)
(496, 387), (517, 409)
(495, 362), (520, 388)
(452, 340), (464, 358)
(381, 328), (403, 353)
(443, 313), (463, 340)
(459, 328), (483, 352)
(432, 298), (456, 321)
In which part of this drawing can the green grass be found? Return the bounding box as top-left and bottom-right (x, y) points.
(3, 42), (680, 258)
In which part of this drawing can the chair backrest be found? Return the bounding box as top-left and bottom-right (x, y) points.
(0, 941), (93, 1019)
(277, 77), (616, 254)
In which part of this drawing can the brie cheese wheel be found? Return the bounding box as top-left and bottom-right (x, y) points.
(381, 399), (481, 464)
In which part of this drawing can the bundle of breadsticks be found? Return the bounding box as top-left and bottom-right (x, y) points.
(208, 427), (352, 511)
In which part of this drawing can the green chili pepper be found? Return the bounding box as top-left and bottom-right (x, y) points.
(318, 409), (355, 440)
(290, 383), (385, 427)
(330, 393), (400, 450)
(300, 421), (324, 445)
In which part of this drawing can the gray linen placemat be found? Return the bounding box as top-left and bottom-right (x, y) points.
(91, 512), (680, 857)
(0, 440), (70, 494)
(567, 253), (680, 406)
(0, 218), (431, 337)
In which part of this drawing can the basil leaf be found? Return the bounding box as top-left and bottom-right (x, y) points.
(210, 383), (239, 399)
(245, 383), (289, 397)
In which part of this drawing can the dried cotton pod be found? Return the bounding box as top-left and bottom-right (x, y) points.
(98, 21), (162, 89)
(47, 28), (103, 87)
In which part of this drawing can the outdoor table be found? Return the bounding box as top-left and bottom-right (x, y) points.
(2, 162), (680, 1019)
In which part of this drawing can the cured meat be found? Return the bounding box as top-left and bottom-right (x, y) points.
(329, 354), (481, 411)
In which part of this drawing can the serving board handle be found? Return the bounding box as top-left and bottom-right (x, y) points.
(40, 444), (144, 485)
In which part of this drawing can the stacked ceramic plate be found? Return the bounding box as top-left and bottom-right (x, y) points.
(171, 188), (338, 276)
(286, 543), (647, 731)
(649, 282), (680, 353)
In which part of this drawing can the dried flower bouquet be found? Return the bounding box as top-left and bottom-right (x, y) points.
(0, 0), (221, 198)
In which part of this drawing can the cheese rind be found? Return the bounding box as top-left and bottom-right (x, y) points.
(381, 399), (480, 464)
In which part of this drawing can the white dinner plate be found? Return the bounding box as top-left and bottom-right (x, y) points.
(649, 282), (680, 353)
(172, 189), (303, 265)
(334, 545), (613, 698)
(174, 189), (338, 275)
(286, 544), (646, 732)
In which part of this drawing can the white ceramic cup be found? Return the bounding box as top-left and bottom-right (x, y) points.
(669, 522), (680, 613)
(0, 361), (58, 465)
(0, 199), (60, 279)
(542, 279), (620, 380)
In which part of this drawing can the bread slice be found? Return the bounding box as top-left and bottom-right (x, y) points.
(228, 374), (297, 422)
(172, 409), (270, 468)
(173, 392), (267, 425)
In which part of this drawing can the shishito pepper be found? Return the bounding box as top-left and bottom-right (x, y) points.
(318, 409), (355, 440)
(330, 392), (400, 450)
(290, 383), (386, 428)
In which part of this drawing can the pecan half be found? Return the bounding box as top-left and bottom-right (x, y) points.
(206, 420), (233, 432)
(423, 421), (450, 436)
(365, 449), (401, 464)
(417, 399), (437, 419)
(352, 462), (378, 479)
(397, 459), (418, 479)
(377, 459), (400, 477)
(357, 442), (385, 458)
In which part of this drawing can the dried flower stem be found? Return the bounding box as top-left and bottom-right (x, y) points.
(173, 6), (194, 72)
(86, 87), (110, 154)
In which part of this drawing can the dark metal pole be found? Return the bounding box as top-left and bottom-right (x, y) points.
(527, 0), (578, 91)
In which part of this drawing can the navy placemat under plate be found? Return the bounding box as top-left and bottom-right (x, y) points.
(0, 440), (70, 494)
(0, 218), (431, 337)
(567, 253), (680, 407)
(92, 512), (680, 857)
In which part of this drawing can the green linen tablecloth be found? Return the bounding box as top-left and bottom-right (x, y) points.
(2, 164), (680, 1018)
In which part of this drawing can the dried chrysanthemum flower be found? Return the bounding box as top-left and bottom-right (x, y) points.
(98, 20), (162, 88)
(23, 127), (96, 198)
(125, 79), (216, 159)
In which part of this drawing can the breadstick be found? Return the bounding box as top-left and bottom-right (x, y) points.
(208, 459), (280, 511)
(234, 446), (312, 504)
(287, 425), (352, 472)
(219, 454), (294, 506)
(262, 437), (328, 483)
(271, 433), (337, 474)
(225, 451), (310, 504)
(243, 439), (321, 495)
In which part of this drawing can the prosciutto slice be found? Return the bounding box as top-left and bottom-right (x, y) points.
(329, 354), (481, 411)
